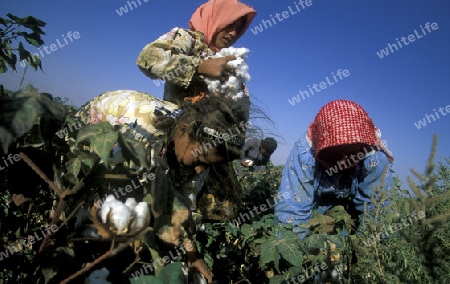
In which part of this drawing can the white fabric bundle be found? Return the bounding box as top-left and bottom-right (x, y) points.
(203, 47), (251, 101)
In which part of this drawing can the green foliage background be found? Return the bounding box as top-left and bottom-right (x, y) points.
(0, 13), (46, 73)
(0, 85), (450, 284)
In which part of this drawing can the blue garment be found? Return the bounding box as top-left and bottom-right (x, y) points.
(274, 135), (395, 239)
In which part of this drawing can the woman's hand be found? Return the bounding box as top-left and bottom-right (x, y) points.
(185, 240), (214, 283)
(241, 159), (254, 167)
(197, 55), (236, 81)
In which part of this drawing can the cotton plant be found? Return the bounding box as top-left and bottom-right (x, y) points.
(203, 47), (251, 100)
(100, 195), (150, 235)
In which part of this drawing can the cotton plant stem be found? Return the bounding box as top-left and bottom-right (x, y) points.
(19, 151), (62, 197)
(56, 200), (85, 232)
(59, 181), (85, 199)
(53, 164), (63, 191)
(60, 227), (153, 283)
(19, 152), (69, 254)
(234, 279), (251, 284)
(38, 198), (65, 254)
(60, 250), (114, 284)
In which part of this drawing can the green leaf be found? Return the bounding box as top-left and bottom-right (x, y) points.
(38, 92), (67, 122)
(18, 41), (32, 61)
(79, 150), (96, 175)
(260, 235), (280, 270)
(76, 122), (118, 164)
(41, 267), (57, 284)
(0, 58), (7, 74)
(119, 130), (150, 170)
(22, 15), (46, 29)
(0, 86), (67, 152)
(301, 234), (328, 254)
(269, 274), (296, 284)
(0, 89), (42, 152)
(241, 223), (256, 244)
(2, 42), (17, 71)
(326, 234), (344, 248)
(129, 262), (184, 284)
(0, 17), (11, 26)
(130, 275), (163, 284)
(6, 13), (21, 22)
(24, 32), (44, 47)
(277, 231), (303, 267)
(0, 126), (14, 154)
(65, 156), (82, 181)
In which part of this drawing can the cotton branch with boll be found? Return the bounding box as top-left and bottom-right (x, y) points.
(203, 47), (251, 101)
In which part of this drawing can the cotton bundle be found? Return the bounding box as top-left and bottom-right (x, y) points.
(204, 47), (251, 100)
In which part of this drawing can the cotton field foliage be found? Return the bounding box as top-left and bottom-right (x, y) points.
(204, 47), (251, 100)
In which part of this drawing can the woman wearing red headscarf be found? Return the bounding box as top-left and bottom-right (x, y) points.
(275, 100), (396, 239)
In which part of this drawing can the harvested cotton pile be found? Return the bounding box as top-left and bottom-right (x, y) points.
(204, 47), (251, 101)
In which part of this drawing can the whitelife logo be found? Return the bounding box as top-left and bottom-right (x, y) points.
(250, 0), (313, 35)
(376, 22), (439, 59)
(288, 69), (350, 106)
(19, 31), (81, 68)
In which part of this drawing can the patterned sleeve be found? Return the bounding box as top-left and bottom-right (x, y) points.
(353, 150), (395, 213)
(274, 137), (316, 239)
(136, 27), (203, 88)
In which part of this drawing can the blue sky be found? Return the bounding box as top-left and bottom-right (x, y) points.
(1, 0), (449, 186)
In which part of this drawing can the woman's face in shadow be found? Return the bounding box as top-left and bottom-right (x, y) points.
(317, 143), (369, 170)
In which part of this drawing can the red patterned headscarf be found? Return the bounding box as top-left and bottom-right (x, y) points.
(189, 0), (256, 52)
(307, 100), (394, 162)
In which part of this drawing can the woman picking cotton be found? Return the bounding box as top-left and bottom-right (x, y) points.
(274, 100), (396, 239)
(70, 90), (246, 283)
(136, 0), (257, 225)
(136, 0), (256, 112)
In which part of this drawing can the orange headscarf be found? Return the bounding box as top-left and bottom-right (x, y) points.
(189, 0), (256, 52)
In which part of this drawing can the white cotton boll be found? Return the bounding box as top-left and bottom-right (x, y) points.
(125, 198), (137, 210)
(232, 92), (244, 100)
(134, 202), (150, 230)
(100, 195), (115, 223)
(125, 198), (138, 229)
(86, 267), (111, 284)
(219, 47), (248, 58)
(100, 204), (111, 224)
(208, 80), (220, 93)
(111, 202), (131, 233)
(228, 76), (238, 86)
(203, 47), (251, 101)
(105, 195), (115, 203)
